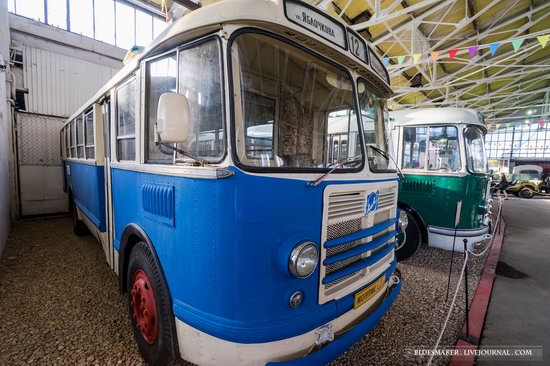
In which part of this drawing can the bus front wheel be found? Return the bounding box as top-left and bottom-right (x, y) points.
(396, 211), (421, 261)
(127, 242), (177, 366)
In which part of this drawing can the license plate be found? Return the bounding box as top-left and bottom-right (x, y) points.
(353, 276), (385, 309)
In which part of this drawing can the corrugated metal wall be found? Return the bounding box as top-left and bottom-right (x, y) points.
(23, 45), (120, 117)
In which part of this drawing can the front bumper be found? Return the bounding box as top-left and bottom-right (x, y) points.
(267, 269), (403, 366)
(175, 269), (403, 366)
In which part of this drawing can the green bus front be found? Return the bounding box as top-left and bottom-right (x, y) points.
(392, 120), (492, 260)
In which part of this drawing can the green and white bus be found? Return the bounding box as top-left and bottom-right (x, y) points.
(388, 108), (492, 260)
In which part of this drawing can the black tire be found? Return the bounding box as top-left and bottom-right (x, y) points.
(69, 196), (88, 236)
(127, 242), (178, 366)
(395, 211), (422, 261)
(519, 187), (534, 199)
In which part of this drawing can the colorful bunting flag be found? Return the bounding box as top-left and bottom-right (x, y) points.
(385, 34), (548, 68)
(512, 38), (524, 53)
(540, 119), (546, 127)
(488, 42), (500, 56)
(496, 124), (501, 129)
(538, 35), (549, 48)
(448, 49), (458, 60)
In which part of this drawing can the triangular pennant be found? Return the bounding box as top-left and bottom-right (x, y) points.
(412, 54), (421, 64)
(537, 35), (549, 48)
(468, 46), (479, 58)
(488, 43), (500, 56)
(539, 119), (546, 127)
(496, 123), (501, 129)
(430, 51), (439, 61)
(512, 38), (524, 53)
(382, 57), (390, 66)
(397, 55), (406, 65)
(449, 49), (458, 60)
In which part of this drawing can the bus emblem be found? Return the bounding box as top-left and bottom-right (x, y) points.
(366, 191), (379, 216)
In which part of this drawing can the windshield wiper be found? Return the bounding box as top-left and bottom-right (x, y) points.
(156, 141), (209, 166)
(307, 155), (362, 187)
(368, 145), (404, 179)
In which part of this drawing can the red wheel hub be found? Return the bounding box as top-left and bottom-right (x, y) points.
(131, 269), (158, 344)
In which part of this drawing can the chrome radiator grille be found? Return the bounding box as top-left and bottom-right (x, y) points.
(319, 185), (398, 304)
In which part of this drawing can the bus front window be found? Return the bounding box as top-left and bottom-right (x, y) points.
(232, 33), (363, 170)
(358, 80), (395, 172)
(427, 126), (460, 172)
(464, 126), (488, 174)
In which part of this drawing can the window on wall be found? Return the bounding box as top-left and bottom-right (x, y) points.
(402, 127), (427, 169)
(47, 0), (67, 29)
(70, 0), (94, 38)
(14, 0), (45, 21)
(117, 79), (137, 161)
(136, 10), (153, 47)
(485, 123), (550, 160)
(76, 116), (85, 158)
(9, 0), (167, 49)
(95, 0), (116, 45)
(116, 1), (136, 49)
(84, 110), (95, 159)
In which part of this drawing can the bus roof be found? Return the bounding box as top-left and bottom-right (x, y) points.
(63, 0), (390, 127)
(389, 108), (486, 131)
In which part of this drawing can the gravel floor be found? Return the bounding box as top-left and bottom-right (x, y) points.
(0, 217), (490, 366)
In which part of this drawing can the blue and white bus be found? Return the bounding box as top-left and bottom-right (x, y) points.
(60, 1), (403, 364)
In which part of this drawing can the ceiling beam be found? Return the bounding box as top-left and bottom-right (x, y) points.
(352, 0), (443, 30)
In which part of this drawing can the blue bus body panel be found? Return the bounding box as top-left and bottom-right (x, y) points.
(65, 161), (106, 232)
(111, 167), (398, 344)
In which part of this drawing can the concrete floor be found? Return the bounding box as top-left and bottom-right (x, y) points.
(478, 198), (550, 365)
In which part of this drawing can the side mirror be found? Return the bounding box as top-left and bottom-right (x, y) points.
(156, 93), (190, 143)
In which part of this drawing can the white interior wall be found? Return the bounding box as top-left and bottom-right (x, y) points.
(9, 14), (124, 217)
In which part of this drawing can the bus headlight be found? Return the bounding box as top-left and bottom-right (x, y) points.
(398, 210), (409, 232)
(289, 242), (318, 278)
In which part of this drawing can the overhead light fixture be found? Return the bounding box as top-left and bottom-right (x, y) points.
(527, 110), (533, 115)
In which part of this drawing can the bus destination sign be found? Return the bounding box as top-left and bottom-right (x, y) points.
(285, 0), (347, 49)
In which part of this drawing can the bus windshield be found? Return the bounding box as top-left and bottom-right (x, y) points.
(358, 80), (395, 172)
(232, 32), (363, 170)
(464, 126), (488, 174)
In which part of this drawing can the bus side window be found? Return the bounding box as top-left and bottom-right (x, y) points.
(84, 109), (95, 159)
(145, 38), (224, 164)
(116, 79), (137, 161)
(177, 39), (224, 162)
(76, 115), (85, 158)
(146, 52), (177, 163)
(70, 120), (76, 158)
(65, 126), (70, 158)
(402, 126), (427, 169)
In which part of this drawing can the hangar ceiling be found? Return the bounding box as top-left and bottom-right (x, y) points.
(136, 0), (550, 126)
(308, 0), (550, 126)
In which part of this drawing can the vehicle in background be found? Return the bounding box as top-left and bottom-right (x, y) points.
(506, 165), (544, 198)
(388, 108), (492, 261)
(59, 1), (403, 364)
